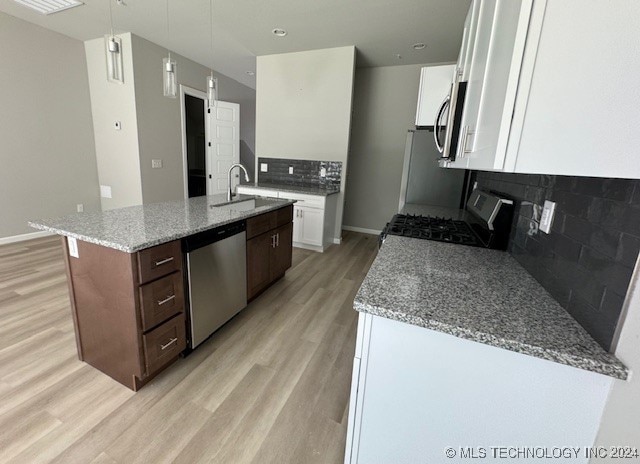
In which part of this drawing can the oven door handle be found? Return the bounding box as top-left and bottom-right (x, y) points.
(433, 95), (450, 154)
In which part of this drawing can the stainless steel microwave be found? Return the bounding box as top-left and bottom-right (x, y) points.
(433, 68), (467, 166)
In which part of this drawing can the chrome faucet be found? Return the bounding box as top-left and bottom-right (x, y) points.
(227, 163), (250, 201)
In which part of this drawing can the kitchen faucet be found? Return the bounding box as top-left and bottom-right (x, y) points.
(228, 163), (251, 201)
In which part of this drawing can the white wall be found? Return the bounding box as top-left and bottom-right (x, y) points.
(256, 46), (356, 239)
(342, 64), (426, 232)
(85, 33), (143, 210)
(0, 12), (100, 238)
(592, 259), (640, 461)
(84, 33), (257, 207)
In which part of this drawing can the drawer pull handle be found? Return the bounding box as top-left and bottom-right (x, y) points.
(154, 257), (174, 267)
(157, 294), (176, 306)
(160, 337), (178, 350)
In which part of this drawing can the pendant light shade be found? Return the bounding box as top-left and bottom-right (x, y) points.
(163, 55), (177, 98)
(104, 0), (123, 84)
(105, 35), (124, 83)
(163, 0), (177, 98)
(207, 74), (218, 108)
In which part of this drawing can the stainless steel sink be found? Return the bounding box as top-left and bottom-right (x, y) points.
(212, 196), (278, 211)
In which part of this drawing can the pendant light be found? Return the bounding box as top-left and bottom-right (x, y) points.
(206, 0), (218, 108)
(163, 0), (177, 98)
(104, 0), (124, 83)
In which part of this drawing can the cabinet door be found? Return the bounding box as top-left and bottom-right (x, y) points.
(414, 65), (456, 127)
(247, 232), (273, 300)
(292, 206), (303, 243)
(270, 222), (293, 281)
(299, 207), (324, 246)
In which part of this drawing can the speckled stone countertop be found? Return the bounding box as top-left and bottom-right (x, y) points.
(241, 182), (340, 196)
(29, 194), (295, 253)
(355, 235), (628, 380)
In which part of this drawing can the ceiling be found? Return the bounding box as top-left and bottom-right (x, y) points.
(0, 0), (470, 89)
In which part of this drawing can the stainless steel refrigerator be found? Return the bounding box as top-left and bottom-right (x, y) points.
(398, 129), (468, 211)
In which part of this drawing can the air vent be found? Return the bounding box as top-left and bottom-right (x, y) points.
(13, 0), (83, 15)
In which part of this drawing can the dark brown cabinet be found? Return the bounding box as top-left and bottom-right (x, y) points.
(246, 206), (293, 300)
(63, 239), (185, 391)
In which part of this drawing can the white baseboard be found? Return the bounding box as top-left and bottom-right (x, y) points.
(0, 230), (54, 246)
(293, 241), (325, 253)
(342, 225), (382, 236)
(333, 237), (342, 245)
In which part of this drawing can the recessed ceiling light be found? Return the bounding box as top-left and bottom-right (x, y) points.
(246, 71), (255, 76)
(413, 43), (426, 50)
(13, 0), (83, 15)
(272, 28), (288, 37)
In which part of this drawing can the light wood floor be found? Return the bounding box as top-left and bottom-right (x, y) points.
(0, 231), (378, 463)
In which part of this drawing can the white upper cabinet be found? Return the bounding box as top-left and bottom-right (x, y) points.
(445, 0), (640, 179)
(505, 0), (640, 178)
(415, 65), (456, 127)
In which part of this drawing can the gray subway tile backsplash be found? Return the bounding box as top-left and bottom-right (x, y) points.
(257, 157), (342, 189)
(472, 171), (640, 351)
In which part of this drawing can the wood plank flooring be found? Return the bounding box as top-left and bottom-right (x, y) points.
(0, 231), (378, 463)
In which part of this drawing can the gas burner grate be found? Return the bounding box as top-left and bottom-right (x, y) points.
(384, 214), (481, 247)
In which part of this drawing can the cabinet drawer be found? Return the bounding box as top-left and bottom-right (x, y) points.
(143, 313), (186, 375)
(277, 192), (325, 209)
(246, 211), (276, 239)
(137, 241), (181, 284)
(139, 272), (184, 332)
(275, 205), (293, 227)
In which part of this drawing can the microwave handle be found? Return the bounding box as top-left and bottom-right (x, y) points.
(433, 95), (450, 154)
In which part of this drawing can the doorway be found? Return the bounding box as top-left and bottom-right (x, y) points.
(180, 85), (241, 199)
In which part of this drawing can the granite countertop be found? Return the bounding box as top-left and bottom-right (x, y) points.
(241, 182), (340, 196)
(29, 194), (295, 253)
(355, 235), (628, 380)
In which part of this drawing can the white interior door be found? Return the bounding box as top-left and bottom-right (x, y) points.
(207, 101), (240, 195)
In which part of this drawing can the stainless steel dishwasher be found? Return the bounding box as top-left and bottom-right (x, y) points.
(183, 221), (247, 349)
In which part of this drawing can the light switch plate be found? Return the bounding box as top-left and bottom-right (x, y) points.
(320, 168), (327, 177)
(152, 159), (163, 169)
(540, 200), (556, 234)
(100, 185), (112, 199)
(77, 203), (84, 213)
(288, 166), (294, 174)
(260, 163), (268, 173)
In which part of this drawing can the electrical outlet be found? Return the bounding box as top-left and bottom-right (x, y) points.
(77, 203), (84, 213)
(320, 168), (327, 177)
(114, 121), (121, 131)
(260, 163), (268, 173)
(288, 166), (294, 174)
(540, 200), (556, 234)
(152, 159), (163, 169)
(100, 185), (112, 199)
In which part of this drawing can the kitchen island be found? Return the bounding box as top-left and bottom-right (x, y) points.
(30, 194), (295, 390)
(345, 235), (627, 464)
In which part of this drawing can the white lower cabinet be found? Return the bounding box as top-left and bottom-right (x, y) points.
(293, 205), (323, 247)
(236, 186), (339, 252)
(344, 314), (614, 464)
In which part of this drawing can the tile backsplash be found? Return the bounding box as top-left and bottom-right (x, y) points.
(472, 171), (640, 351)
(258, 157), (342, 189)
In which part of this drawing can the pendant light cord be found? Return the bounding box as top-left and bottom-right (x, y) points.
(108, 0), (114, 36)
(210, 0), (214, 77)
(166, 0), (171, 60)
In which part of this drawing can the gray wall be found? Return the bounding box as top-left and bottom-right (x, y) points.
(84, 33), (256, 207)
(342, 64), (426, 232)
(256, 46), (356, 240)
(0, 12), (100, 238)
(85, 33), (143, 210)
